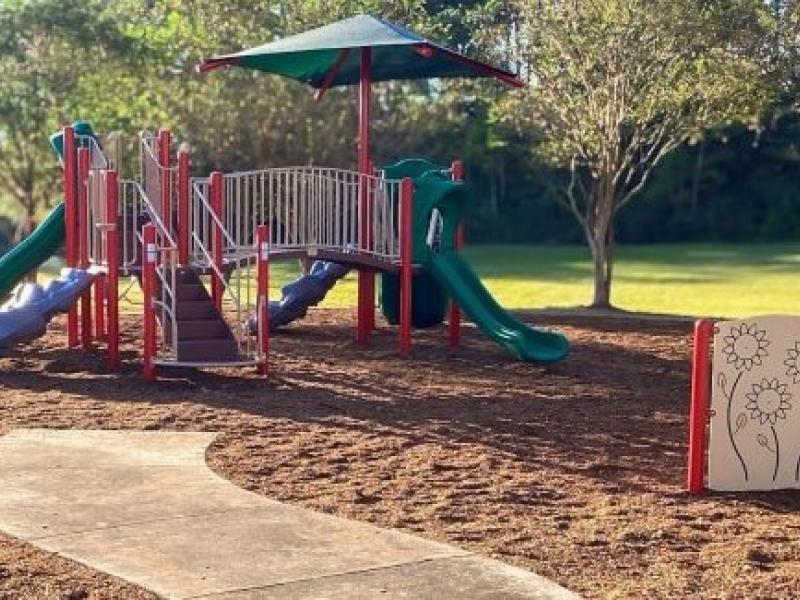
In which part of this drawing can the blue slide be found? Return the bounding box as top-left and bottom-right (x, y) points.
(0, 269), (96, 348)
(249, 260), (349, 333)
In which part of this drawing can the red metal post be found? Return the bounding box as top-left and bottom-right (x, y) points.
(142, 224), (157, 381)
(105, 171), (120, 370)
(356, 46), (373, 345)
(210, 171), (224, 311)
(158, 129), (172, 232)
(688, 319), (714, 494)
(449, 160), (464, 349)
(63, 126), (79, 347)
(256, 225), (270, 376)
(177, 147), (190, 265)
(77, 147), (92, 350)
(399, 177), (414, 356)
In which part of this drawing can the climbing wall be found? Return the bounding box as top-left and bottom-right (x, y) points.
(708, 316), (800, 491)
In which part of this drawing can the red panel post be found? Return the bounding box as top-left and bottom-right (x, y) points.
(77, 147), (92, 350)
(142, 224), (157, 381)
(63, 125), (79, 347)
(449, 160), (464, 349)
(399, 177), (414, 356)
(210, 171), (224, 311)
(177, 146), (190, 265)
(256, 225), (270, 376)
(105, 171), (120, 370)
(356, 46), (373, 345)
(158, 128), (172, 232)
(688, 319), (714, 494)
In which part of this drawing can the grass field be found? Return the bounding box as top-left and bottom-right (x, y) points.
(40, 242), (800, 318)
(317, 242), (800, 318)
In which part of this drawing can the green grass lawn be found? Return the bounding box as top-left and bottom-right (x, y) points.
(39, 243), (800, 318)
(320, 243), (800, 318)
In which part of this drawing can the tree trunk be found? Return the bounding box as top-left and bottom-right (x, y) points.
(588, 182), (615, 309)
(690, 139), (705, 217)
(13, 211), (34, 244)
(590, 235), (612, 308)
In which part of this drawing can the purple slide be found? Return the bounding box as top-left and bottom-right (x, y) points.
(0, 268), (96, 349)
(248, 260), (349, 333)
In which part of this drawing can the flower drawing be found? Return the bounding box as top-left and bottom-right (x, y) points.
(722, 322), (769, 372)
(785, 342), (800, 384)
(745, 378), (792, 426)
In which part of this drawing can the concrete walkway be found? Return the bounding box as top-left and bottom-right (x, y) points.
(0, 429), (577, 599)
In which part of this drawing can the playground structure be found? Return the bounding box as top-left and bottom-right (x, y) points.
(52, 122), (420, 378)
(0, 120), (569, 378)
(688, 316), (800, 493)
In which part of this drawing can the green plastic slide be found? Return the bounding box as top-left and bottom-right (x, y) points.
(0, 202), (65, 299)
(380, 159), (568, 363)
(428, 251), (569, 363)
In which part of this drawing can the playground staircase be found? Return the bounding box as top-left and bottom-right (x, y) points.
(161, 269), (239, 363)
(119, 211), (240, 365)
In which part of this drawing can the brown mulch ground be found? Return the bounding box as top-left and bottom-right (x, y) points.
(1, 310), (800, 599)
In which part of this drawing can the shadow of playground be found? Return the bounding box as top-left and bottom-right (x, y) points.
(0, 315), (697, 498)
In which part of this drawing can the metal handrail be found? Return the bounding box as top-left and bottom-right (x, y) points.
(189, 173), (259, 357)
(138, 131), (177, 172)
(193, 180), (238, 249)
(135, 181), (177, 248)
(136, 181), (178, 359)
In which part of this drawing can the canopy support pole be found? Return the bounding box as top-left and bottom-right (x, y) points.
(357, 46), (374, 345)
(315, 49), (351, 101)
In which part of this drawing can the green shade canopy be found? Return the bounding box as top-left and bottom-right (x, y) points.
(198, 14), (522, 88)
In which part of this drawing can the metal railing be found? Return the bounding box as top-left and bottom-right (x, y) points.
(139, 131), (176, 231)
(76, 134), (108, 170)
(137, 131), (179, 362)
(83, 137), (111, 269)
(137, 182), (179, 362)
(190, 177), (259, 361)
(219, 167), (404, 262)
(86, 170), (110, 268)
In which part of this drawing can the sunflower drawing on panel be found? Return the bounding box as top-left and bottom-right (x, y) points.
(718, 321), (772, 481)
(722, 322), (769, 371)
(785, 341), (800, 384)
(745, 378), (792, 481)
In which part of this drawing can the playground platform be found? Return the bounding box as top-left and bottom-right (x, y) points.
(0, 429), (576, 599)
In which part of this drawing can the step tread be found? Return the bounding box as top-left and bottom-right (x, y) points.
(177, 337), (239, 362)
(174, 319), (233, 341)
(139, 267), (240, 362)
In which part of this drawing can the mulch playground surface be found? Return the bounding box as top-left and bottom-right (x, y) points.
(1, 311), (800, 599)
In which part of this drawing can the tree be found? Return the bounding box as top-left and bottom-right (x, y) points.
(0, 0), (136, 240)
(507, 0), (770, 307)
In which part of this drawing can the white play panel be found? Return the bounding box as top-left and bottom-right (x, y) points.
(709, 316), (800, 491)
